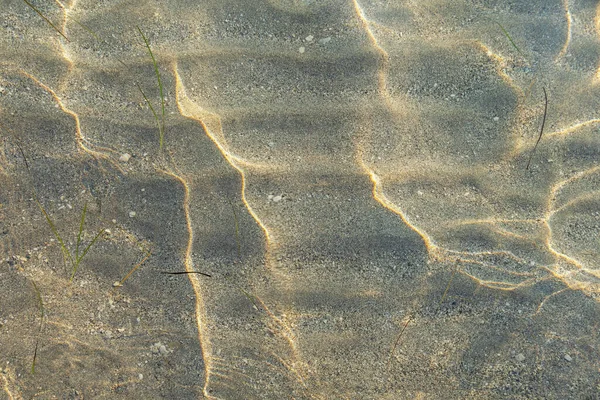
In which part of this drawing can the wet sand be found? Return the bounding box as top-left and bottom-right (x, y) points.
(1, 0), (600, 398)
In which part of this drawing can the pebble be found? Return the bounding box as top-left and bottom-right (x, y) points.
(515, 353), (526, 362)
(564, 354), (573, 362)
(298, 46), (305, 54)
(305, 35), (314, 42)
(119, 153), (131, 162)
(319, 37), (331, 44)
(129, 211), (136, 218)
(272, 195), (282, 203)
(493, 116), (499, 122)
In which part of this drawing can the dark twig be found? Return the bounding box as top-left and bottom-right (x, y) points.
(160, 271), (212, 277)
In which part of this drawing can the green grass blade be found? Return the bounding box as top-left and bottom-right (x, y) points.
(494, 20), (523, 57)
(137, 26), (165, 151)
(36, 199), (74, 272)
(71, 228), (104, 282)
(483, 17), (526, 60)
(21, 0), (70, 42)
(135, 82), (162, 140)
(75, 202), (88, 260)
(65, 14), (100, 41)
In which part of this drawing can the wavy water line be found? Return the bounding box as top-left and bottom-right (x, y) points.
(350, 1), (600, 300)
(555, 0), (572, 62)
(172, 60), (318, 396)
(157, 167), (214, 398)
(18, 71), (121, 172)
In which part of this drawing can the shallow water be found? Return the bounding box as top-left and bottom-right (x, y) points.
(1, 0), (600, 398)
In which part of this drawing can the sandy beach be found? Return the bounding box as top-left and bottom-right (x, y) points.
(1, 0), (600, 398)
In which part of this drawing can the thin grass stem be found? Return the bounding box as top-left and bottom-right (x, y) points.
(21, 0), (70, 42)
(137, 26), (165, 151)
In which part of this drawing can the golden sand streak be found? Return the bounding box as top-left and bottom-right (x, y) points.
(460, 270), (523, 290)
(0, 367), (20, 400)
(535, 168), (600, 295)
(350, 4), (537, 291)
(549, 165), (600, 208)
(172, 62), (313, 393)
(356, 152), (435, 252)
(472, 41), (524, 98)
(52, 0), (76, 92)
(351, 2), (434, 254)
(556, 0), (572, 62)
(535, 288), (569, 315)
(172, 63), (273, 249)
(18, 71), (120, 170)
(545, 119), (600, 138)
(351, 0), (389, 96)
(158, 168), (214, 398)
(549, 190), (600, 216)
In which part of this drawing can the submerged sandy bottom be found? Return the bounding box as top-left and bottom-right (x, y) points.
(1, 0), (600, 398)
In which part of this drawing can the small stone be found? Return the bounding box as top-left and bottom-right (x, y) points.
(493, 116), (499, 122)
(159, 344), (168, 355)
(319, 37), (331, 44)
(138, 373), (143, 380)
(272, 195), (282, 203)
(298, 46), (305, 54)
(119, 153), (131, 162)
(305, 35), (314, 42)
(129, 211), (136, 218)
(515, 353), (525, 362)
(564, 354), (573, 362)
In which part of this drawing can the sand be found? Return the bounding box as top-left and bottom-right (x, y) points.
(1, 0), (600, 398)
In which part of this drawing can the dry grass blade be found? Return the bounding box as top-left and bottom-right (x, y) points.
(526, 87), (548, 170)
(21, 0), (70, 42)
(30, 280), (45, 374)
(386, 267), (458, 372)
(227, 196), (242, 259)
(385, 314), (413, 371)
(113, 249), (153, 288)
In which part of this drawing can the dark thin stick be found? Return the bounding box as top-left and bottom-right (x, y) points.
(526, 88), (548, 170)
(160, 271), (212, 277)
